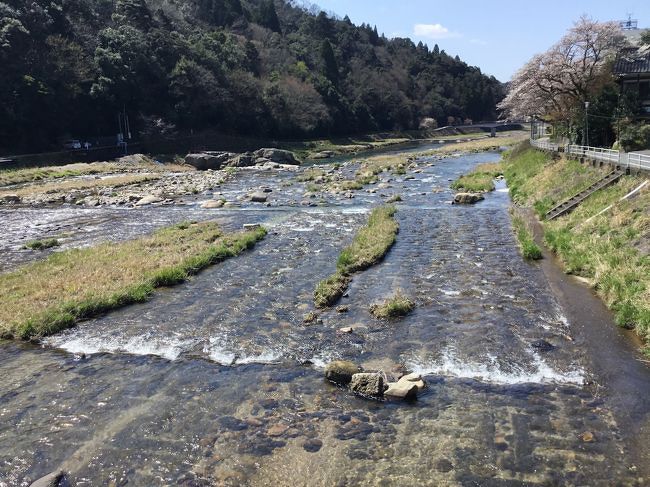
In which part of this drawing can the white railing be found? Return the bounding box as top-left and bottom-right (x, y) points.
(567, 145), (621, 164)
(532, 138), (650, 172)
(530, 139), (563, 151)
(627, 152), (650, 171)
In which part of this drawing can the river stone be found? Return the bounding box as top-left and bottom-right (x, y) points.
(2, 194), (20, 203)
(397, 372), (426, 391)
(135, 194), (163, 206)
(531, 339), (555, 352)
(250, 192), (268, 203)
(350, 373), (384, 397)
(253, 148), (301, 165)
(226, 153), (255, 167)
(185, 152), (232, 170)
(201, 199), (225, 209)
(29, 470), (65, 487)
(267, 424), (289, 437)
(384, 381), (418, 400)
(303, 438), (323, 452)
(453, 193), (484, 205)
(325, 360), (361, 385)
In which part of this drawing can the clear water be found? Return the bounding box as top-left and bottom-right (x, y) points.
(0, 152), (648, 486)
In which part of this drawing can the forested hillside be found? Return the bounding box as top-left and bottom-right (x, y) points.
(0, 0), (504, 152)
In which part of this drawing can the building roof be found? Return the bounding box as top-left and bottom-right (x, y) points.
(614, 45), (650, 76)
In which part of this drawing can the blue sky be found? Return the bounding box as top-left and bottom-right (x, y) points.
(310, 0), (650, 81)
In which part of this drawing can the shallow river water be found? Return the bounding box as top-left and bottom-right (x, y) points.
(1, 150), (649, 486)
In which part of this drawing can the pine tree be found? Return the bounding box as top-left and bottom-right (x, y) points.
(258, 0), (281, 33)
(320, 39), (338, 84)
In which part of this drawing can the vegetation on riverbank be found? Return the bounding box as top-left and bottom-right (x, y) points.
(314, 206), (399, 307)
(0, 174), (162, 200)
(287, 134), (412, 160)
(429, 134), (527, 156)
(451, 162), (504, 192)
(369, 291), (415, 319)
(0, 159), (193, 188)
(503, 142), (650, 344)
(23, 238), (61, 251)
(0, 222), (266, 340)
(511, 212), (543, 260)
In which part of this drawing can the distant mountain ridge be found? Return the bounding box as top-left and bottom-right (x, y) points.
(0, 0), (504, 152)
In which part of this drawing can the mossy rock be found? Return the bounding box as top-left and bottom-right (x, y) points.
(325, 360), (361, 385)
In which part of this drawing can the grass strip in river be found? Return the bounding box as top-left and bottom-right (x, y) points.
(451, 162), (503, 193)
(0, 221), (267, 340)
(314, 205), (398, 307)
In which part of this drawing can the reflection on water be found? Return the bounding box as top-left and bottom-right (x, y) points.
(0, 151), (648, 486)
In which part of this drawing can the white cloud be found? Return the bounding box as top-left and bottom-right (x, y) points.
(413, 23), (461, 40)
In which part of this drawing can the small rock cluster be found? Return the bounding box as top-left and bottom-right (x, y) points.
(324, 360), (426, 401)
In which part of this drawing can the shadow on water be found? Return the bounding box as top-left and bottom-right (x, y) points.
(0, 150), (648, 486)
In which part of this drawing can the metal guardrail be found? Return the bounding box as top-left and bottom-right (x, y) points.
(627, 152), (650, 171)
(530, 139), (563, 151)
(531, 138), (650, 172)
(567, 145), (621, 164)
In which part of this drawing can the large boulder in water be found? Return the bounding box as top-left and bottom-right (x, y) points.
(453, 192), (484, 205)
(325, 360), (361, 385)
(185, 152), (234, 170)
(253, 148), (301, 165)
(225, 153), (255, 168)
(350, 372), (384, 397)
(29, 470), (66, 487)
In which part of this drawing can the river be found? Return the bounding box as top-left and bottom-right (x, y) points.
(0, 148), (648, 486)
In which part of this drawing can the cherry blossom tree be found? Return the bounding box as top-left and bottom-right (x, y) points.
(499, 17), (625, 121)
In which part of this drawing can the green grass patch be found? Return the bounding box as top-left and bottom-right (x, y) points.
(23, 238), (60, 250)
(511, 214), (543, 260)
(504, 141), (650, 344)
(451, 162), (503, 193)
(0, 222), (266, 340)
(314, 206), (399, 307)
(369, 290), (415, 319)
(314, 272), (351, 308)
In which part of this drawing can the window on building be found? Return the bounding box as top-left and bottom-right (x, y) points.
(639, 81), (650, 101)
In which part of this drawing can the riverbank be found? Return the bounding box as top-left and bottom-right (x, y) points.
(503, 142), (650, 349)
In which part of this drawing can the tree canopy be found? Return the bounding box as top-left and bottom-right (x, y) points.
(499, 17), (624, 121)
(0, 0), (504, 152)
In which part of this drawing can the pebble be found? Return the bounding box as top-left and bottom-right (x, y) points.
(267, 424), (289, 437)
(303, 438), (323, 453)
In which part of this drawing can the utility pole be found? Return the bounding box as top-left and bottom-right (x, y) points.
(116, 106), (130, 156)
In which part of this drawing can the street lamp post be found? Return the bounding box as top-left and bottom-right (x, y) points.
(583, 101), (590, 147)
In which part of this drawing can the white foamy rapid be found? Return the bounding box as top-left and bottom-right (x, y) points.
(203, 338), (282, 366)
(407, 348), (584, 386)
(45, 333), (197, 361)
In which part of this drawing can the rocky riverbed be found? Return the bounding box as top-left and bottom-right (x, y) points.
(1, 145), (649, 486)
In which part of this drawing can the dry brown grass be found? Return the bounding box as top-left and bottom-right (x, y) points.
(426, 134), (527, 156)
(0, 174), (160, 198)
(0, 222), (266, 339)
(0, 159), (194, 188)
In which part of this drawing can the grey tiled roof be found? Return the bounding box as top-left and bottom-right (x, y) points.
(614, 46), (650, 75)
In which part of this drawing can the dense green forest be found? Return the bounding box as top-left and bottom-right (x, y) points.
(0, 0), (504, 152)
